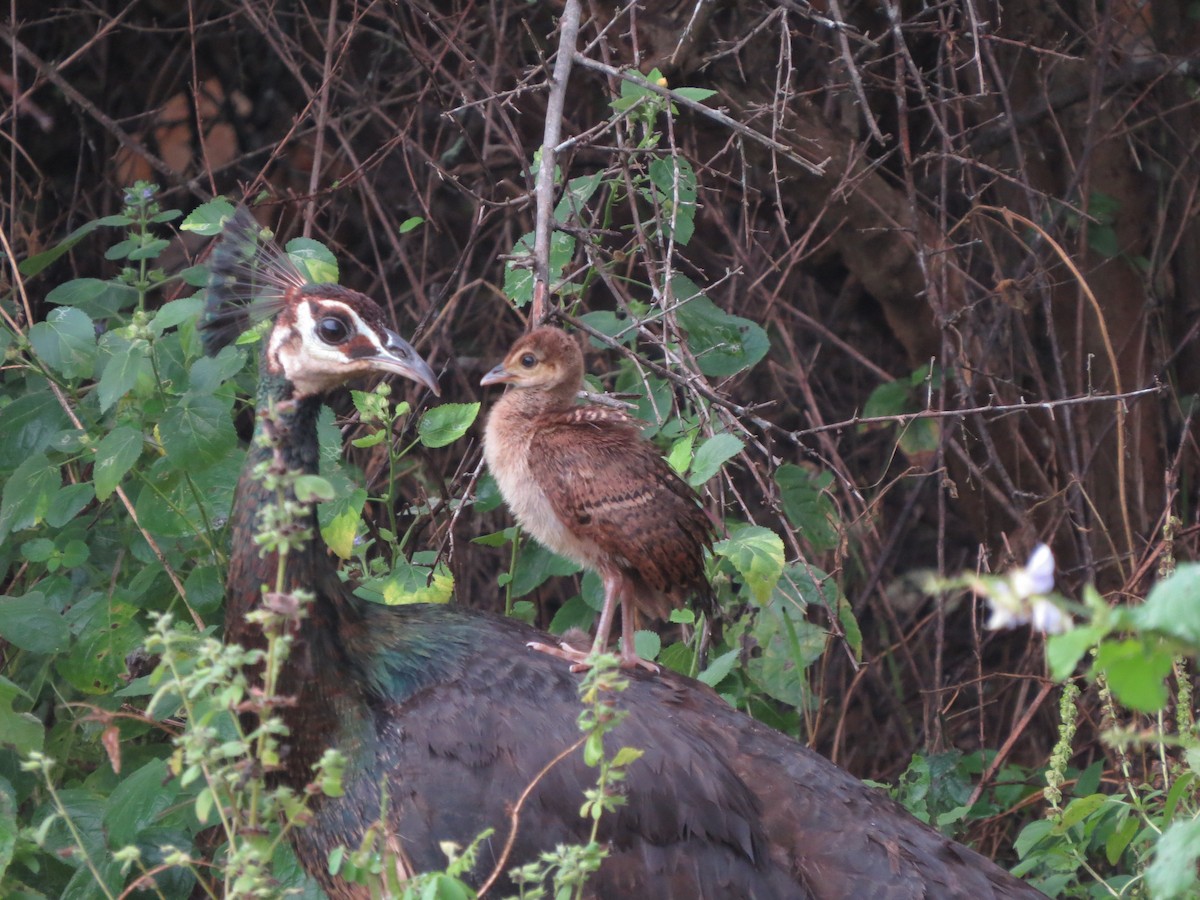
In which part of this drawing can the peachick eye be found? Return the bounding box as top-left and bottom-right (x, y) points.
(520, 353), (536, 368)
(318, 316), (350, 344)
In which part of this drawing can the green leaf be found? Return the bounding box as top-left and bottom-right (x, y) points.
(418, 402), (480, 448)
(0, 389), (69, 468)
(714, 523), (784, 604)
(549, 595), (595, 634)
(666, 433), (695, 475)
(159, 391), (236, 470)
(399, 216), (425, 234)
(103, 759), (176, 845)
(862, 380), (909, 419)
(672, 276), (769, 377)
(1093, 638), (1172, 712)
(1045, 621), (1107, 681)
(687, 432), (743, 486)
(187, 345), (246, 393)
(697, 647), (739, 687)
(363, 560), (454, 606)
(180, 198), (237, 235)
(28, 306), (96, 378)
(93, 425), (144, 501)
(18, 214), (131, 276)
(0, 776), (15, 881)
(294, 474), (336, 503)
(184, 565), (225, 617)
(648, 157), (697, 245)
(503, 232), (577, 306)
(0, 592), (69, 654)
(1146, 816), (1200, 899)
(55, 598), (142, 694)
(46, 482), (94, 528)
(21, 538), (55, 562)
(632, 629), (660, 661)
(554, 172), (604, 222)
(45, 277), (138, 317)
(0, 452), (60, 542)
(0, 675), (42, 754)
(673, 86), (717, 102)
(510, 540), (580, 598)
(775, 464), (840, 553)
(127, 237), (170, 260)
(1133, 563), (1200, 648)
(151, 296), (205, 335)
(320, 487), (368, 559)
(97, 333), (152, 411)
(286, 237), (339, 284)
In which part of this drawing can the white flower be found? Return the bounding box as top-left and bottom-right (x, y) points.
(979, 543), (1070, 634)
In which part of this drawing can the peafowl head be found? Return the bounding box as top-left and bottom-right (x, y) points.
(480, 326), (583, 396)
(201, 206), (439, 399)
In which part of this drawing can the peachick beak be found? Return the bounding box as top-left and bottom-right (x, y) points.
(377, 329), (441, 396)
(480, 363), (514, 387)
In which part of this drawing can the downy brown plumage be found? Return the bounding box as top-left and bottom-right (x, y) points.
(481, 326), (714, 669)
(204, 210), (1044, 898)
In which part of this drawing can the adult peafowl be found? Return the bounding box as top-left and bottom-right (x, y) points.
(203, 206), (1045, 899)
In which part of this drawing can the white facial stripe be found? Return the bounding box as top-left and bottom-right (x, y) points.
(269, 299), (388, 397)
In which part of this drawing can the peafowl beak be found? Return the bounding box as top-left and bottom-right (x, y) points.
(376, 329), (441, 396)
(480, 363), (514, 386)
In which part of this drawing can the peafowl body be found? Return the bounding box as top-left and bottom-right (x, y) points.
(205, 208), (1044, 898)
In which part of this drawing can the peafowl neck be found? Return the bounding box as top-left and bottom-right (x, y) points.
(223, 362), (329, 651)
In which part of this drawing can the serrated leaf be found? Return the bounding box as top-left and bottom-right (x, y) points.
(103, 758), (176, 845)
(187, 345), (246, 393)
(159, 391), (236, 470)
(0, 389), (68, 468)
(93, 425), (144, 500)
(775, 464), (840, 552)
(320, 488), (368, 560)
(632, 629), (660, 661)
(55, 599), (142, 694)
(286, 237), (338, 284)
(0, 592), (69, 654)
(45, 277), (138, 317)
(180, 198), (236, 235)
(365, 560), (454, 606)
(673, 276), (768, 377)
(151, 296), (205, 335)
(1133, 563), (1200, 648)
(503, 232), (576, 306)
(97, 335), (152, 411)
(549, 595), (595, 634)
(1093, 638), (1172, 712)
(0, 453), (60, 542)
(418, 402), (480, 448)
(28, 306), (96, 378)
(714, 524), (784, 603)
(648, 157), (697, 245)
(611, 746), (645, 768)
(1147, 817), (1200, 898)
(21, 538), (55, 562)
(46, 483), (94, 527)
(687, 432), (742, 486)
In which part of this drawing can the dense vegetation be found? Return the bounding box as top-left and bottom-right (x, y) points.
(1, 1), (1199, 896)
